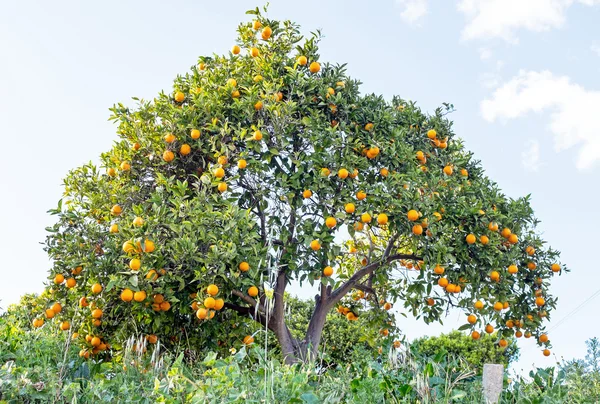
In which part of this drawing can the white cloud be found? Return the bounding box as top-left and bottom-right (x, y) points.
(396, 0), (428, 24)
(592, 42), (600, 56)
(481, 70), (600, 170)
(522, 139), (541, 172)
(479, 47), (492, 60)
(458, 0), (600, 42)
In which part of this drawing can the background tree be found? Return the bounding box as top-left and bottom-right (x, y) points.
(410, 330), (519, 374)
(34, 5), (566, 363)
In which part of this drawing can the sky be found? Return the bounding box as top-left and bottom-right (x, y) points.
(0, 0), (599, 375)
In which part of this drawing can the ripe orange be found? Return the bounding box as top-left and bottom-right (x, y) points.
(337, 168), (349, 179)
(535, 297), (545, 307)
(45, 308), (55, 318)
(207, 284), (219, 296)
(508, 265), (518, 274)
(109, 223), (119, 234)
(248, 286), (259, 297)
(147, 335), (158, 344)
(174, 91), (185, 102)
(134, 290), (146, 302)
(465, 234), (476, 244)
(66, 278), (76, 288)
(499, 339), (508, 348)
(434, 265), (445, 275)
(231, 45), (240, 55)
(501, 228), (512, 238)
(129, 258), (141, 271)
(91, 337), (101, 347)
(427, 129), (437, 139)
(471, 331), (481, 340)
(407, 210), (419, 222)
(493, 302), (503, 311)
(218, 182), (228, 193)
(485, 324), (494, 334)
(551, 263), (560, 273)
(238, 262), (250, 272)
(438, 278), (449, 288)
(121, 288), (134, 302)
(345, 203), (355, 214)
(160, 301), (171, 311)
(243, 335), (255, 345)
(110, 205), (122, 216)
(297, 55), (308, 65)
(364, 123), (374, 131)
(467, 314), (477, 324)
(164, 133), (176, 143)
(383, 302), (392, 310)
(250, 47), (259, 57)
(309, 61), (320, 73)
(412, 224), (423, 235)
(490, 271), (500, 282)
(196, 308), (208, 320)
(253, 130), (263, 141)
(163, 150), (175, 162)
(310, 240), (322, 251)
(132, 216), (144, 227)
(508, 233), (518, 244)
(543, 349), (551, 357)
(252, 20), (262, 30)
(380, 168), (389, 177)
(460, 168), (468, 177)
(79, 296), (88, 307)
(107, 167), (117, 177)
(59, 321), (70, 331)
(120, 161), (131, 171)
(361, 213), (372, 223)
(91, 308), (103, 319)
(261, 26), (272, 40)
(443, 165), (453, 176)
(488, 222), (499, 232)
(356, 191), (367, 200)
(191, 129), (200, 139)
(214, 298), (224, 310)
(325, 217), (337, 228)
(302, 189), (312, 199)
(377, 213), (388, 225)
(180, 144), (191, 156)
(539, 334), (549, 343)
(480, 235), (489, 245)
(54, 274), (65, 284)
(91, 283), (102, 294)
(474, 300), (484, 310)
(427, 298), (435, 306)
(204, 297), (216, 309)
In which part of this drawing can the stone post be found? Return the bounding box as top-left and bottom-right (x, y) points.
(482, 364), (504, 403)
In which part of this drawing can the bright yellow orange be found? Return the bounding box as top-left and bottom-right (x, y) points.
(485, 324), (494, 334)
(508, 265), (518, 274)
(214, 298), (225, 310)
(218, 182), (228, 193)
(207, 284), (219, 296)
(110, 205), (122, 216)
(91, 308), (103, 319)
(465, 234), (476, 244)
(66, 278), (76, 288)
(377, 213), (388, 225)
(471, 331), (481, 340)
(163, 150), (175, 162)
(243, 335), (255, 345)
(412, 224), (423, 235)
(361, 213), (372, 223)
(120, 161), (131, 171)
(407, 210), (419, 221)
(480, 235), (489, 245)
(261, 26), (272, 40)
(551, 263), (560, 272)
(309, 61), (320, 73)
(310, 240), (321, 251)
(54, 274), (65, 284)
(196, 308), (208, 320)
(338, 168), (349, 179)
(91, 283), (102, 294)
(364, 123), (374, 131)
(250, 47), (259, 57)
(134, 290), (146, 302)
(325, 217), (337, 228)
(474, 300), (484, 310)
(539, 334), (549, 343)
(443, 165), (453, 176)
(204, 297), (216, 309)
(239, 262), (250, 272)
(427, 129), (437, 139)
(323, 266), (334, 277)
(248, 286), (259, 297)
(356, 191), (367, 200)
(297, 55), (307, 65)
(467, 314), (477, 324)
(345, 203), (355, 214)
(191, 129), (200, 139)
(174, 91), (185, 102)
(434, 265), (445, 275)
(253, 130), (263, 141)
(129, 258), (141, 271)
(180, 144), (191, 155)
(121, 289), (134, 302)
(252, 20), (262, 30)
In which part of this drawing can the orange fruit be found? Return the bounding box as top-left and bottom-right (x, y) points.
(65, 278), (76, 288)
(196, 308), (208, 320)
(460, 169), (468, 177)
(252, 20), (262, 30)
(239, 262), (250, 272)
(253, 130), (263, 141)
(336, 168), (349, 179)
(551, 263), (560, 273)
(191, 129), (200, 139)
(527, 262), (537, 270)
(377, 213), (388, 225)
(412, 224), (423, 235)
(438, 278), (449, 288)
(134, 290), (146, 302)
(45, 308), (55, 318)
(297, 55), (308, 65)
(147, 335), (158, 344)
(535, 297), (545, 307)
(204, 297), (216, 309)
(543, 349), (551, 357)
(60, 321), (70, 331)
(54, 274), (65, 284)
(493, 302), (503, 311)
(526, 246), (535, 255)
(499, 339), (508, 348)
(471, 331), (481, 340)
(164, 133), (176, 143)
(434, 265), (445, 275)
(109, 224), (119, 233)
(180, 144), (191, 156)
(160, 301), (171, 311)
(364, 123), (374, 131)
(121, 289), (134, 302)
(231, 45), (240, 55)
(120, 161), (131, 171)
(539, 334), (549, 343)
(248, 286), (259, 297)
(474, 300), (484, 310)
(361, 213), (372, 223)
(446, 284), (456, 293)
(467, 314), (477, 324)
(205, 284), (219, 296)
(218, 182), (228, 193)
(214, 298), (225, 310)
(250, 47), (259, 57)
(356, 191), (367, 200)
(79, 297), (88, 307)
(91, 283), (102, 294)
(303, 189), (312, 199)
(310, 240), (321, 251)
(490, 271), (500, 282)
(91, 309), (103, 319)
(407, 210), (419, 222)
(354, 222), (364, 231)
(427, 298), (435, 306)
(508, 265), (518, 274)
(163, 150), (175, 162)
(323, 266), (334, 277)
(465, 234), (476, 244)
(261, 26), (272, 40)
(214, 167), (225, 178)
(480, 235), (489, 245)
(508, 233), (518, 244)
(501, 228), (512, 238)
(443, 166), (453, 176)
(107, 167), (117, 177)
(132, 216), (144, 227)
(383, 302), (392, 310)
(91, 337), (101, 347)
(488, 222), (499, 232)
(145, 269), (158, 281)
(174, 91), (185, 102)
(380, 168), (389, 177)
(129, 258), (141, 271)
(110, 205), (122, 216)
(485, 324), (494, 334)
(427, 129), (437, 139)
(243, 335), (255, 345)
(345, 203), (355, 214)
(325, 217), (337, 228)
(309, 61), (320, 73)
(237, 159), (247, 169)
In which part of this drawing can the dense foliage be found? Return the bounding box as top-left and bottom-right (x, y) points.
(32, 5), (566, 362)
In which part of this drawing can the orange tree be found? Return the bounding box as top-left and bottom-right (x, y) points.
(35, 6), (565, 364)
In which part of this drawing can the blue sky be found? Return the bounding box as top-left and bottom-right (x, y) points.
(0, 0), (599, 374)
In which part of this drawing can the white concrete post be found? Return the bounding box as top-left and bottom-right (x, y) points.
(482, 364), (504, 403)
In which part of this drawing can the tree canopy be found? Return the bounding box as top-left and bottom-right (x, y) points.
(34, 6), (565, 362)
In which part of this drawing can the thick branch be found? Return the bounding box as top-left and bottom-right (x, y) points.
(231, 289), (265, 313)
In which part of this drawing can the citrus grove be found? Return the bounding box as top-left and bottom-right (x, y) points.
(34, 6), (566, 364)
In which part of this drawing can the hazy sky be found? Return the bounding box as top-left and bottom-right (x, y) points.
(1, 0), (599, 375)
